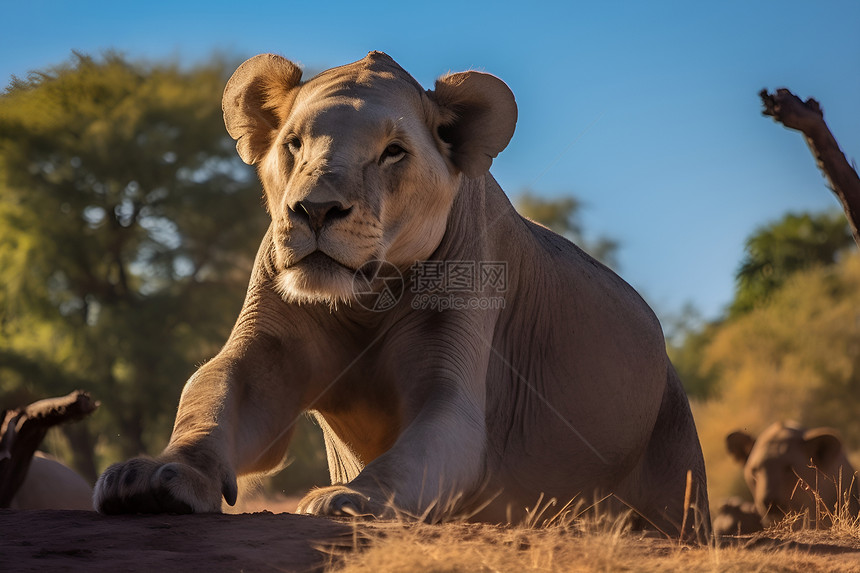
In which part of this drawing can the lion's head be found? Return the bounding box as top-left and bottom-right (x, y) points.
(726, 422), (854, 526)
(222, 51), (516, 306)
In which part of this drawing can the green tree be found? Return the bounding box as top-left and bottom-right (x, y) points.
(0, 53), (269, 480)
(730, 211), (853, 316)
(516, 190), (619, 268)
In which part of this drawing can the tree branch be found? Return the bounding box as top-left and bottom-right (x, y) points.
(760, 88), (860, 248)
(0, 390), (99, 507)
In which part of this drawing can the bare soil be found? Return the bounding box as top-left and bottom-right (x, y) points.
(3, 506), (860, 572)
(1, 509), (354, 572)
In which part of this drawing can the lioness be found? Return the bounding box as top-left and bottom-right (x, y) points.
(10, 452), (93, 511)
(93, 52), (709, 538)
(727, 422), (859, 527)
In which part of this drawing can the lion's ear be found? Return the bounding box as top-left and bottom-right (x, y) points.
(430, 71), (517, 178)
(223, 54), (303, 165)
(726, 431), (756, 464)
(803, 428), (843, 468)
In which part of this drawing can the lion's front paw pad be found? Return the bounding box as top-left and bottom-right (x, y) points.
(93, 458), (232, 515)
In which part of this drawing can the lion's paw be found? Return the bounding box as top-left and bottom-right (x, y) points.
(93, 457), (237, 515)
(297, 485), (390, 519)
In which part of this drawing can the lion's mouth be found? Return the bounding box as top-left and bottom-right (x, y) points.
(275, 249), (358, 305)
(293, 250), (353, 272)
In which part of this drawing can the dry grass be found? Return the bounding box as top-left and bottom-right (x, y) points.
(764, 470), (860, 542)
(230, 483), (860, 571)
(323, 520), (860, 573)
(318, 496), (860, 573)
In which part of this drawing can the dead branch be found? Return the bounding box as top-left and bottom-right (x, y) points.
(0, 390), (99, 507)
(760, 88), (860, 248)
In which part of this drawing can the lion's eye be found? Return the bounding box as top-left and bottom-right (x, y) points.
(285, 136), (302, 154)
(379, 143), (406, 165)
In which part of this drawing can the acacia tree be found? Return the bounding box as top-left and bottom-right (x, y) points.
(0, 53), (269, 479)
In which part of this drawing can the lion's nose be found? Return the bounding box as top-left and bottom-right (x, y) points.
(290, 200), (352, 235)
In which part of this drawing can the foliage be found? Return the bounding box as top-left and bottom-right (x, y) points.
(730, 211), (853, 316)
(0, 53), (269, 478)
(516, 190), (619, 268)
(705, 252), (860, 435)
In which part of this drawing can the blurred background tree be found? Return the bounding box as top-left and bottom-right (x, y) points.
(662, 303), (722, 400)
(0, 53), (348, 496)
(0, 53), (274, 482)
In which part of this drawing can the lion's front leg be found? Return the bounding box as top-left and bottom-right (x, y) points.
(298, 384), (488, 521)
(94, 334), (307, 514)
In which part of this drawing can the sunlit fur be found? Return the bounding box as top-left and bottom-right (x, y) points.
(274, 261), (355, 308)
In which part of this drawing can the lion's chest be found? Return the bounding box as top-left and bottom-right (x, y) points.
(313, 366), (403, 465)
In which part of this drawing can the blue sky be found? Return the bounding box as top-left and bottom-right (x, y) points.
(2, 0), (858, 323)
